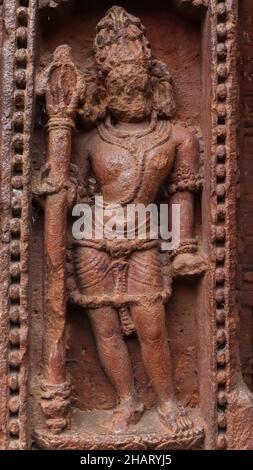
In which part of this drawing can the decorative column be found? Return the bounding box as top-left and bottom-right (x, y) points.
(40, 45), (84, 434)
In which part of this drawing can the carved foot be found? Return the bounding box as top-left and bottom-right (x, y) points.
(157, 400), (195, 436)
(40, 381), (71, 434)
(111, 396), (144, 433)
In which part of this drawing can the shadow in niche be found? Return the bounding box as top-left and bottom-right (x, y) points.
(66, 307), (117, 412)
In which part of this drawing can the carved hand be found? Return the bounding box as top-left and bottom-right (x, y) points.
(172, 252), (208, 279)
(65, 163), (80, 208)
(33, 162), (81, 209)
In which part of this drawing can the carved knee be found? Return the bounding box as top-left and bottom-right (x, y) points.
(137, 321), (165, 344)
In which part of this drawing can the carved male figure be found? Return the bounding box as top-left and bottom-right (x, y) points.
(36, 5), (205, 436)
(68, 6), (204, 434)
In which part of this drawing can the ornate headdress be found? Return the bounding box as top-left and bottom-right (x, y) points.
(80, 6), (175, 126)
(94, 6), (152, 74)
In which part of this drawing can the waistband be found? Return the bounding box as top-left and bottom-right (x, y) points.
(72, 238), (159, 258)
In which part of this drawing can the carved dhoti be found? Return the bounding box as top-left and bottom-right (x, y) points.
(68, 238), (171, 335)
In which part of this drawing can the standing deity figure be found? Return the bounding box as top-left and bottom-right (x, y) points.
(68, 6), (206, 434)
(37, 5), (206, 437)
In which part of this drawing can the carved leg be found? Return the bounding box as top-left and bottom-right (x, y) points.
(88, 307), (144, 431)
(131, 301), (193, 434)
(128, 248), (194, 434)
(131, 301), (174, 402)
(74, 245), (143, 431)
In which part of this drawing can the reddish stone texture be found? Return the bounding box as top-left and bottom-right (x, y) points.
(1, 0), (253, 451)
(29, 2), (205, 448)
(237, 0), (253, 394)
(30, 4), (205, 448)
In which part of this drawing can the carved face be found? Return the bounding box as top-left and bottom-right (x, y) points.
(105, 65), (153, 122)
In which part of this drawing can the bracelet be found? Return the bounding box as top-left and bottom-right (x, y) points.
(170, 239), (198, 260)
(168, 167), (203, 195)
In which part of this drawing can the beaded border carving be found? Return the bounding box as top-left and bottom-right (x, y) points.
(210, 0), (237, 450)
(1, 0), (37, 450)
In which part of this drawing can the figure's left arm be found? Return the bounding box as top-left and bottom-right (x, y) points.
(169, 126), (207, 278)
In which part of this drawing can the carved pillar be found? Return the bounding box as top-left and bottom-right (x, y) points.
(40, 45), (84, 434)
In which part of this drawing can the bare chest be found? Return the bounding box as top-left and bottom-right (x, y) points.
(90, 120), (175, 203)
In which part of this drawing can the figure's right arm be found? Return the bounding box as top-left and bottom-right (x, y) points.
(72, 132), (91, 181)
(71, 132), (93, 203)
(32, 131), (93, 208)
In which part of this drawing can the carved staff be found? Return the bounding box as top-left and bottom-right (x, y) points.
(40, 45), (85, 433)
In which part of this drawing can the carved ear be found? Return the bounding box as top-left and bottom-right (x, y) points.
(151, 59), (176, 119)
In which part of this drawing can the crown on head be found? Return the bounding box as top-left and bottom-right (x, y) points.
(94, 6), (152, 74)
